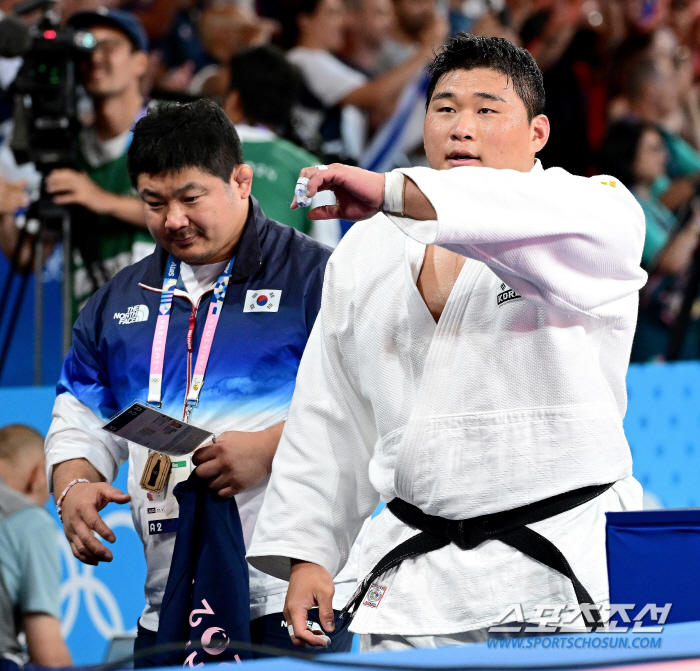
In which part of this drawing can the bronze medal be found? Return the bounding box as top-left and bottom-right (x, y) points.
(140, 452), (171, 493)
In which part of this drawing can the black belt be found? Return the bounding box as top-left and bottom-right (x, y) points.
(340, 483), (614, 631)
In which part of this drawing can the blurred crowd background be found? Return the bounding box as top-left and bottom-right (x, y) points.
(2, 0), (700, 373)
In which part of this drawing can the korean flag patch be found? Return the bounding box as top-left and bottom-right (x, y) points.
(244, 289), (281, 313)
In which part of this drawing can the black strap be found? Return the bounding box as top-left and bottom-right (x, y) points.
(340, 483), (613, 631)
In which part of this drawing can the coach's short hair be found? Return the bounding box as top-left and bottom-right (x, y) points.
(426, 33), (545, 122)
(127, 99), (243, 187)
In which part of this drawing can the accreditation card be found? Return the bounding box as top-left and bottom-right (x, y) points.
(101, 402), (212, 456)
(143, 456), (193, 535)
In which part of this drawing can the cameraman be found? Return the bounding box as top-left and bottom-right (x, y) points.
(46, 9), (154, 319)
(0, 9), (154, 320)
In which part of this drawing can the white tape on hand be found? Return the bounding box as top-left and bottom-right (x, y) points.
(295, 176), (311, 208)
(287, 621), (331, 647)
(295, 166), (329, 208)
(305, 635), (331, 649)
(306, 624), (331, 648)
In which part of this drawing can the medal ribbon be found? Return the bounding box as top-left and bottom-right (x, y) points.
(147, 254), (234, 414)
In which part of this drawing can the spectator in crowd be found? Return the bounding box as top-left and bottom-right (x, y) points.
(0, 424), (71, 669)
(129, 0), (205, 93)
(622, 54), (700, 211)
(49, 9), (154, 319)
(600, 119), (700, 361)
(359, 0), (446, 165)
(342, 0), (396, 76)
(286, 0), (441, 160)
(224, 45), (341, 245)
(0, 9), (155, 321)
(377, 0), (443, 71)
(517, 0), (611, 175)
(187, 4), (278, 97)
(647, 26), (700, 152)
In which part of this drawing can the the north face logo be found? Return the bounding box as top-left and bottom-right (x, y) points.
(496, 283), (522, 306)
(114, 304), (149, 325)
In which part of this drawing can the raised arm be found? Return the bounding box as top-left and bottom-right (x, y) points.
(295, 163), (648, 317)
(390, 165), (647, 316)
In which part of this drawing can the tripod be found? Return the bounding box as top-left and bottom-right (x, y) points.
(0, 197), (72, 384)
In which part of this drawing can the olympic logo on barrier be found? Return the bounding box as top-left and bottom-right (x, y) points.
(59, 510), (138, 640)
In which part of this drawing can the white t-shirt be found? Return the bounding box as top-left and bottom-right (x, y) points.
(286, 47), (368, 159)
(287, 47), (366, 107)
(179, 260), (228, 304)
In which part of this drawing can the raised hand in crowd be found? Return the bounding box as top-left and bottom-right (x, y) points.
(654, 208), (700, 276)
(525, 0), (586, 72)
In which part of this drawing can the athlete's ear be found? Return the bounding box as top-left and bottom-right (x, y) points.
(231, 164), (253, 199)
(531, 114), (549, 153)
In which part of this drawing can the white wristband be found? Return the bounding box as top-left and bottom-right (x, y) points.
(383, 172), (405, 216)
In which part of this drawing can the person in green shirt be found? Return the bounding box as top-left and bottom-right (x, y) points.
(44, 10), (154, 319)
(223, 45), (341, 246)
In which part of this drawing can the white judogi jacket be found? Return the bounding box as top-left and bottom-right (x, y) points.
(247, 161), (647, 636)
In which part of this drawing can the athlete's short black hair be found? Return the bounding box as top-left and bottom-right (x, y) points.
(426, 33), (545, 123)
(127, 99), (243, 188)
(229, 46), (302, 133)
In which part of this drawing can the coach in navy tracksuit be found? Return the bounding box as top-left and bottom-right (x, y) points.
(45, 100), (358, 663)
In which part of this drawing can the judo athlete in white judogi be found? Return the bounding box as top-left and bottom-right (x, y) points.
(247, 34), (648, 651)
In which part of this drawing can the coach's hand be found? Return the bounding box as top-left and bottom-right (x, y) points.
(292, 164), (385, 222)
(193, 422), (284, 498)
(61, 482), (130, 565)
(284, 560), (336, 647)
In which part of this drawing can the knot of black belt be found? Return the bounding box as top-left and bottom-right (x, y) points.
(340, 483), (614, 632)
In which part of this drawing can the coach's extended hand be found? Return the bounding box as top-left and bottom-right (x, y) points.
(54, 458), (130, 566)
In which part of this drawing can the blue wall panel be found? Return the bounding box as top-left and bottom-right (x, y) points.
(625, 362), (700, 508)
